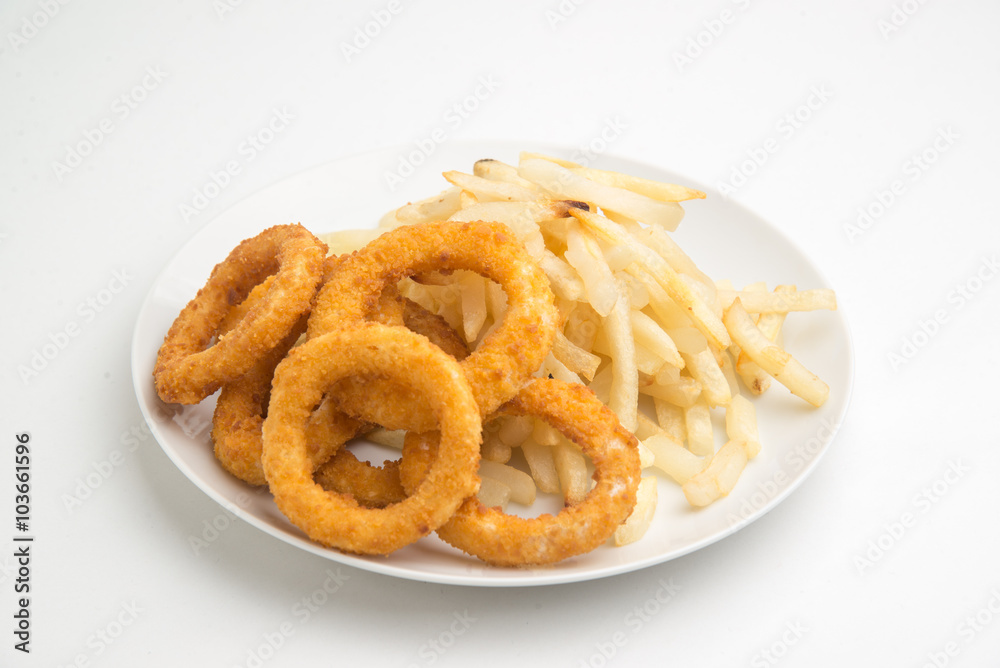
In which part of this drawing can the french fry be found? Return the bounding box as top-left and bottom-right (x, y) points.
(520, 440), (560, 494)
(569, 206), (731, 349)
(638, 374), (701, 408)
(538, 252), (586, 302)
(682, 439), (748, 507)
(473, 158), (538, 188)
(630, 309), (684, 369)
(480, 460), (536, 505)
(723, 298), (830, 407)
(717, 288), (837, 313)
(653, 398), (686, 443)
(443, 170), (542, 203)
(518, 151), (581, 169)
(563, 302), (601, 353)
(602, 277), (638, 432)
(735, 285), (794, 395)
(623, 218), (715, 289)
(684, 400), (714, 456)
(497, 415), (533, 448)
(481, 429), (512, 463)
(542, 352), (583, 386)
(364, 428), (405, 450)
(654, 363), (681, 387)
(725, 394), (761, 458)
(552, 330), (601, 380)
(664, 326), (707, 354)
(681, 348), (732, 407)
(519, 158), (686, 231)
(564, 220), (619, 316)
(553, 438), (588, 505)
(642, 432), (705, 484)
(569, 167), (706, 202)
(532, 418), (561, 446)
(477, 476), (511, 510)
(458, 271), (487, 343)
(391, 186), (462, 226)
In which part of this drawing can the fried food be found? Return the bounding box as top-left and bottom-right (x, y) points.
(261, 323), (482, 555)
(153, 149), (840, 567)
(400, 379), (640, 566)
(307, 221), (559, 432)
(154, 224), (326, 404)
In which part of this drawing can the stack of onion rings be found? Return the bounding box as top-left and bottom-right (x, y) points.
(153, 218), (642, 565)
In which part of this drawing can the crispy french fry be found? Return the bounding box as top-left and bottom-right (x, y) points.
(682, 439), (748, 507)
(363, 428), (405, 450)
(603, 277), (638, 432)
(684, 400), (714, 456)
(552, 330), (601, 380)
(519, 158), (686, 231)
(736, 285), (794, 395)
(630, 309), (684, 369)
(643, 432), (705, 484)
(477, 476), (511, 510)
(520, 440), (560, 494)
(653, 398), (687, 443)
(480, 460), (535, 505)
(717, 289), (837, 313)
(473, 158), (538, 188)
(391, 187), (463, 226)
(569, 207), (731, 349)
(638, 374), (701, 407)
(681, 348), (732, 407)
(497, 415), (533, 448)
(443, 170), (542, 203)
(569, 167), (706, 202)
(725, 394), (761, 458)
(564, 220), (619, 316)
(481, 429), (512, 463)
(723, 298), (830, 407)
(542, 352), (583, 385)
(458, 271), (487, 343)
(553, 438), (588, 505)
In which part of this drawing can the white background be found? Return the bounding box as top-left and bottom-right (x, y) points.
(2, 1), (999, 666)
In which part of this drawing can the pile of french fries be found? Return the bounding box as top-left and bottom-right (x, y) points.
(319, 152), (836, 547)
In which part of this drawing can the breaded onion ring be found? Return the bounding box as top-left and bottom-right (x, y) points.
(154, 224), (326, 405)
(308, 221), (559, 431)
(314, 450), (405, 508)
(313, 298), (471, 504)
(261, 322), (481, 555)
(211, 273), (468, 488)
(401, 378), (641, 567)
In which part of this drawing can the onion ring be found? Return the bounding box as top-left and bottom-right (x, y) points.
(307, 221), (559, 431)
(210, 272), (469, 488)
(261, 322), (481, 555)
(314, 450), (405, 508)
(154, 224), (326, 405)
(313, 297), (471, 504)
(400, 378), (641, 566)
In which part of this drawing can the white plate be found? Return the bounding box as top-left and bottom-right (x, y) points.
(131, 141), (854, 587)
